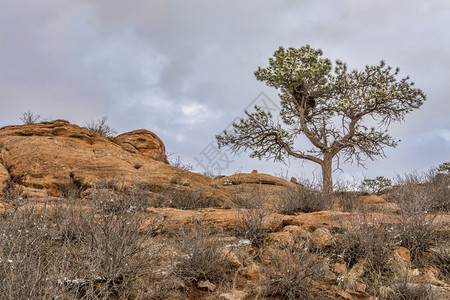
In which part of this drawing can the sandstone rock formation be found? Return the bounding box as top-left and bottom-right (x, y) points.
(0, 120), (213, 198)
(115, 129), (168, 163)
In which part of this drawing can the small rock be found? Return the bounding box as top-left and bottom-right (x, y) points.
(221, 248), (242, 268)
(411, 269), (420, 276)
(266, 231), (294, 248)
(290, 177), (298, 184)
(337, 290), (354, 300)
(321, 262), (337, 282)
(333, 262), (347, 274)
(283, 225), (310, 239)
(251, 170), (258, 174)
(395, 246), (410, 261)
(198, 280), (216, 292)
(311, 227), (335, 249)
(223, 179), (234, 186)
(220, 290), (249, 300)
(240, 268), (259, 280)
(355, 281), (366, 293)
(426, 267), (439, 280)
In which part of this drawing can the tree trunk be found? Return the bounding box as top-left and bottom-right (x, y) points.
(321, 156), (333, 194)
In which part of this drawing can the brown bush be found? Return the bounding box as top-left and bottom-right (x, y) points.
(333, 213), (400, 295)
(387, 170), (450, 213)
(232, 188), (278, 248)
(262, 243), (328, 299)
(385, 282), (434, 300)
(0, 200), (165, 299)
(0, 205), (58, 299)
(151, 187), (220, 209)
(173, 226), (233, 284)
(274, 186), (332, 214)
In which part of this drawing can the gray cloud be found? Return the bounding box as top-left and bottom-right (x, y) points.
(1, 0), (448, 182)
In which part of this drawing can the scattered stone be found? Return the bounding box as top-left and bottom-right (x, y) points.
(337, 290), (354, 300)
(223, 179), (234, 186)
(290, 177), (298, 184)
(395, 246), (411, 262)
(355, 281), (366, 293)
(266, 231), (294, 248)
(221, 248), (242, 268)
(321, 262), (337, 282)
(239, 268), (259, 281)
(426, 267), (439, 280)
(225, 239), (251, 248)
(251, 170), (258, 174)
(283, 225), (310, 239)
(311, 227), (335, 249)
(220, 290), (248, 300)
(333, 262), (347, 274)
(197, 280), (216, 292)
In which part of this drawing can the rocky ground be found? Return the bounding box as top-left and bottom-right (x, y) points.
(0, 120), (449, 299)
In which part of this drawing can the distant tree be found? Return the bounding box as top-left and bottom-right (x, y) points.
(217, 45), (426, 193)
(20, 110), (41, 124)
(85, 116), (118, 137)
(361, 176), (392, 195)
(437, 162), (450, 174)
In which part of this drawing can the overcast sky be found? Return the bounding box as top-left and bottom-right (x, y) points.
(1, 1), (449, 184)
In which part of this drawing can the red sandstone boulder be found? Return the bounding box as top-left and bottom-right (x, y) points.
(0, 120), (218, 199)
(115, 129), (168, 163)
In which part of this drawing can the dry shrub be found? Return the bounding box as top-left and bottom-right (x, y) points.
(229, 183), (264, 209)
(333, 191), (364, 212)
(0, 200), (165, 299)
(274, 186), (332, 214)
(393, 210), (442, 264)
(384, 282), (434, 300)
(233, 188), (278, 248)
(387, 170), (450, 213)
(386, 173), (446, 264)
(235, 207), (275, 248)
(0, 205), (58, 299)
(332, 177), (365, 212)
(262, 243), (328, 299)
(87, 180), (153, 213)
(20, 110), (41, 124)
(385, 171), (448, 274)
(59, 177), (86, 200)
(85, 116), (117, 137)
(56, 212), (158, 298)
(429, 247), (450, 280)
(152, 187), (220, 209)
(333, 213), (400, 295)
(2, 178), (24, 206)
(173, 226), (233, 284)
